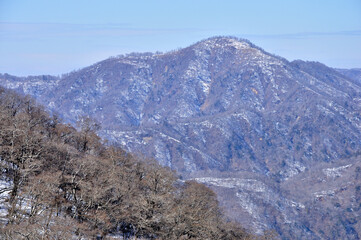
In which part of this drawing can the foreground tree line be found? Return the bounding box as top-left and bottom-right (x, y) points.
(0, 87), (274, 239)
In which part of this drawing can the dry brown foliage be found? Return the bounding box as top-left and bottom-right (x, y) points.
(0, 87), (269, 239)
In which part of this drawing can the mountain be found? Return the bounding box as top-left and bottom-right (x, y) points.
(335, 68), (361, 84)
(1, 36), (361, 239)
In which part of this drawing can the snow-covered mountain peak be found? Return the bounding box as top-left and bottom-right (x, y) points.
(194, 36), (251, 50)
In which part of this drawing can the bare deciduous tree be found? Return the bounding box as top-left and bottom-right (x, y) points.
(0, 87), (262, 239)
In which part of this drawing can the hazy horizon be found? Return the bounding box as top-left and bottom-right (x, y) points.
(1, 0), (361, 76)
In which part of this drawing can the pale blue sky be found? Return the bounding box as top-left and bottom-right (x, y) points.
(1, 0), (360, 76)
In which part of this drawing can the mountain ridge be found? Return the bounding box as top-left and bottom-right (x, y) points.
(1, 36), (361, 239)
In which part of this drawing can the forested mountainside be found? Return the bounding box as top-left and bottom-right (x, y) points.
(335, 68), (361, 84)
(1, 36), (361, 239)
(0, 87), (261, 239)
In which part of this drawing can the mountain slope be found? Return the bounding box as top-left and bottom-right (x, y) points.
(1, 36), (360, 239)
(335, 68), (361, 84)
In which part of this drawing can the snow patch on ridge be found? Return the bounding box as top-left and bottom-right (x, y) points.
(323, 164), (352, 178)
(194, 177), (266, 192)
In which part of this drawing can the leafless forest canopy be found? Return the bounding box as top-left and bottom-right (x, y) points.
(0, 87), (274, 239)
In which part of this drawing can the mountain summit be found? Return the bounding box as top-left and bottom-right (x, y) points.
(1, 37), (361, 238)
